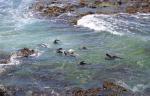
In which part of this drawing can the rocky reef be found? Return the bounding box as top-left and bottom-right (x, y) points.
(0, 53), (11, 64)
(0, 81), (136, 96)
(68, 81), (134, 96)
(29, 0), (150, 25)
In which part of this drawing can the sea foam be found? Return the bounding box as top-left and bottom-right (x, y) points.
(77, 14), (123, 36)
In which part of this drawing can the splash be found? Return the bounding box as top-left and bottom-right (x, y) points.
(77, 14), (123, 36)
(77, 13), (150, 36)
(0, 0), (36, 30)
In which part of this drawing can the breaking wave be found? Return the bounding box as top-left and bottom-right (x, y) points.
(77, 13), (150, 36)
(77, 14), (123, 35)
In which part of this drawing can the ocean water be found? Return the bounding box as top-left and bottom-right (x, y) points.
(0, 0), (150, 95)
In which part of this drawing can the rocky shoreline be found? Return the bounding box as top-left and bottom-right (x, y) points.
(0, 0), (150, 96)
(30, 0), (150, 25)
(0, 80), (136, 96)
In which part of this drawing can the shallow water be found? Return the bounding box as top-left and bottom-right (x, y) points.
(0, 0), (150, 95)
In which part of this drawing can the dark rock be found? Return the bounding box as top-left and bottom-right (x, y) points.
(102, 81), (134, 96)
(0, 88), (7, 96)
(103, 81), (128, 92)
(0, 53), (11, 64)
(71, 87), (102, 96)
(68, 81), (133, 96)
(32, 0), (150, 21)
(79, 0), (87, 7)
(16, 48), (35, 57)
(32, 2), (76, 17)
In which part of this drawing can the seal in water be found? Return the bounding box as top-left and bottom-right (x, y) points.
(53, 39), (60, 44)
(105, 53), (123, 60)
(56, 48), (64, 54)
(66, 49), (79, 57)
(79, 61), (87, 65)
(79, 46), (87, 50)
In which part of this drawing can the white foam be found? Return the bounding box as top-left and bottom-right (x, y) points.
(115, 80), (148, 93)
(77, 14), (123, 36)
(30, 51), (43, 57)
(0, 54), (20, 66)
(0, 54), (20, 74)
(132, 84), (147, 92)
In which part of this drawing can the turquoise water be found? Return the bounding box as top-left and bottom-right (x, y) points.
(0, 0), (150, 95)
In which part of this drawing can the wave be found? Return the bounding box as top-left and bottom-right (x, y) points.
(77, 14), (123, 35)
(116, 80), (149, 93)
(77, 13), (150, 36)
(0, 54), (20, 66)
(0, 0), (36, 31)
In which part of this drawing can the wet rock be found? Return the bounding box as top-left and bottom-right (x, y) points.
(79, 0), (87, 7)
(32, 2), (76, 17)
(0, 85), (16, 96)
(31, 0), (150, 21)
(126, 1), (150, 13)
(16, 48), (35, 57)
(68, 81), (134, 96)
(0, 88), (7, 96)
(102, 81), (135, 96)
(0, 53), (11, 64)
(71, 87), (102, 96)
(126, 6), (138, 14)
(43, 6), (65, 16)
(103, 81), (128, 92)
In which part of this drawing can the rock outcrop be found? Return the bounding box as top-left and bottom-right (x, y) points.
(16, 48), (35, 57)
(67, 81), (134, 96)
(30, 0), (150, 25)
(0, 53), (11, 64)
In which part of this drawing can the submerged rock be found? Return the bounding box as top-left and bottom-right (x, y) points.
(0, 53), (11, 64)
